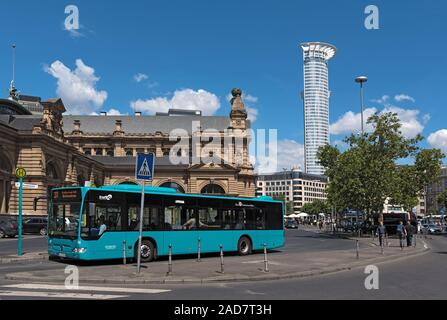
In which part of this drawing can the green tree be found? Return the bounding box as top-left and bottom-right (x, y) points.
(301, 200), (331, 215)
(390, 149), (444, 212)
(318, 112), (444, 217)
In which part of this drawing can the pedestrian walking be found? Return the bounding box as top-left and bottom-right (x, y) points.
(376, 222), (386, 247)
(396, 221), (407, 249)
(405, 222), (414, 247)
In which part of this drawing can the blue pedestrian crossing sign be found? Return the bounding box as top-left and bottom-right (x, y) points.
(135, 153), (155, 181)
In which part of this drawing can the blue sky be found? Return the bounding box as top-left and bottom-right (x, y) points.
(1, 0), (446, 169)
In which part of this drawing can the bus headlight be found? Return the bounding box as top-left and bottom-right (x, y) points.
(73, 248), (87, 254)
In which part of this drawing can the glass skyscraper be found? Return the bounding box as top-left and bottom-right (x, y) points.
(300, 42), (336, 175)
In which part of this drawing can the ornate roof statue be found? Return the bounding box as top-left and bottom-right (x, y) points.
(8, 80), (19, 101)
(230, 88), (246, 111)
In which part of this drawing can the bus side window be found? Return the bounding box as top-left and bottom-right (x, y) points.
(265, 203), (283, 230)
(198, 207), (221, 229)
(222, 209), (234, 229)
(234, 209), (246, 230)
(255, 209), (266, 230)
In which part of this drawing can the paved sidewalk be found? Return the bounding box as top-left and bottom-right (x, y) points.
(4, 236), (429, 284)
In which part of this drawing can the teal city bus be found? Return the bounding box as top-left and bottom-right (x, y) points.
(46, 185), (285, 262)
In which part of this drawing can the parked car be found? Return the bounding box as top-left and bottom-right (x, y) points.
(422, 224), (443, 234)
(285, 219), (299, 229)
(22, 218), (48, 236)
(0, 217), (18, 238)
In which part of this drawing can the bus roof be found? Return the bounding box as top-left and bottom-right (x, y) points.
(52, 185), (279, 203)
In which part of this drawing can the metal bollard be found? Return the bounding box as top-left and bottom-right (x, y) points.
(356, 240), (359, 259)
(123, 240), (127, 265)
(381, 240), (384, 255)
(372, 230), (375, 241)
(263, 243), (269, 273)
(219, 244), (224, 274)
(167, 244), (172, 276)
(197, 238), (201, 262)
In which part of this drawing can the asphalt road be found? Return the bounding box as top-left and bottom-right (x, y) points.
(0, 228), (358, 257)
(0, 235), (47, 256)
(0, 229), (445, 300)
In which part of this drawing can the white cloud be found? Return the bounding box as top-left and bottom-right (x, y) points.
(330, 106), (425, 138)
(134, 73), (149, 83)
(395, 94), (415, 103)
(247, 107), (258, 123)
(44, 59), (108, 114)
(89, 108), (127, 116)
(244, 94), (259, 104)
(383, 106), (423, 138)
(371, 95), (389, 104)
(147, 81), (159, 89)
(107, 108), (122, 116)
(428, 129), (447, 154)
(330, 107), (378, 135)
(255, 139), (304, 174)
(130, 89), (220, 116)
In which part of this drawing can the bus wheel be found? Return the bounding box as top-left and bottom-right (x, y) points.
(40, 228), (47, 236)
(136, 240), (155, 263)
(237, 237), (252, 256)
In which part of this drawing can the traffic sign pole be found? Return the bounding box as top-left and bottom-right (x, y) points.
(135, 153), (155, 274)
(137, 179), (145, 274)
(18, 177), (23, 256)
(15, 167), (26, 257)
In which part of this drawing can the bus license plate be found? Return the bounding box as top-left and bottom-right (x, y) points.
(58, 253), (66, 258)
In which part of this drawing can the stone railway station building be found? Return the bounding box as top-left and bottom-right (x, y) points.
(0, 88), (255, 217)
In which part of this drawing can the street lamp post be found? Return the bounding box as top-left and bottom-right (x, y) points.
(355, 76), (368, 135)
(283, 168), (288, 215)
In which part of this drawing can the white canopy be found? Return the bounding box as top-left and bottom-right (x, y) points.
(297, 213), (309, 218)
(286, 214), (300, 218)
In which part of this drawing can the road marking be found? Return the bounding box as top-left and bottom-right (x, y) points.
(3, 284), (171, 294)
(0, 290), (126, 300)
(245, 290), (265, 295)
(242, 260), (282, 266)
(0, 235), (44, 242)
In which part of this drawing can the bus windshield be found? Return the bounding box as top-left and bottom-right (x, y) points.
(49, 189), (82, 239)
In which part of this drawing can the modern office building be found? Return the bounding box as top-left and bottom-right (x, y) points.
(300, 42), (336, 175)
(255, 167), (328, 214)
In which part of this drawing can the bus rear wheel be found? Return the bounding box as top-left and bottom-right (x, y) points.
(136, 240), (155, 263)
(237, 237), (252, 256)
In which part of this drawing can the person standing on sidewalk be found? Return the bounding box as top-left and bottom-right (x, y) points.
(396, 221), (407, 249)
(376, 222), (386, 247)
(405, 222), (414, 247)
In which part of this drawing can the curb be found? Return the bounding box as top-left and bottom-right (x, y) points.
(4, 246), (430, 285)
(0, 253), (48, 265)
